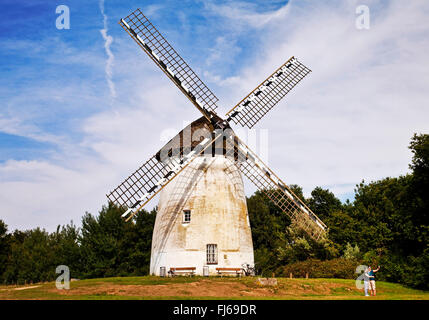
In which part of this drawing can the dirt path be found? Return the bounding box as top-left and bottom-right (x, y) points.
(0, 285), (41, 291)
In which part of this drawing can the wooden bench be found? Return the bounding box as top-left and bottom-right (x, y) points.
(216, 267), (243, 277)
(168, 267), (196, 277)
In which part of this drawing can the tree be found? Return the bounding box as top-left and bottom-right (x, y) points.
(409, 134), (429, 182)
(50, 222), (82, 279)
(78, 203), (156, 278)
(408, 133), (429, 249)
(308, 187), (343, 221)
(2, 228), (56, 284)
(0, 220), (10, 282)
(323, 208), (360, 252)
(342, 242), (361, 260)
(129, 208), (157, 275)
(247, 187), (339, 275)
(288, 184), (306, 203)
(79, 203), (129, 278)
(247, 190), (293, 275)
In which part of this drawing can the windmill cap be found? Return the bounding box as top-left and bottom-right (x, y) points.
(155, 114), (237, 162)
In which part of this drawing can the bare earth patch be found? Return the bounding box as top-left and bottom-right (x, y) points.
(51, 280), (274, 297)
(48, 279), (360, 298)
(1, 277), (426, 300)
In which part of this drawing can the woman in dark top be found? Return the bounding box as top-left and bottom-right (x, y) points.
(368, 265), (381, 296)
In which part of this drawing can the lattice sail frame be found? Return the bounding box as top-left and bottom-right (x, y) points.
(107, 132), (224, 221)
(226, 57), (311, 129)
(224, 135), (327, 240)
(119, 8), (218, 118)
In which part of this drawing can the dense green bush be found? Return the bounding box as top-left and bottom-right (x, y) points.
(275, 258), (360, 279)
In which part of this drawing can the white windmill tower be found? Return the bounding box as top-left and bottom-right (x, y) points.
(107, 9), (327, 276)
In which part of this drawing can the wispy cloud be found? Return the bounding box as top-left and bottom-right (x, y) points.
(205, 36), (242, 67)
(99, 0), (116, 99)
(144, 4), (164, 17)
(0, 115), (63, 145)
(202, 0), (290, 29)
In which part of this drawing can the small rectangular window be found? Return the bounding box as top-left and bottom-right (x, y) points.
(206, 244), (218, 264)
(183, 210), (191, 223)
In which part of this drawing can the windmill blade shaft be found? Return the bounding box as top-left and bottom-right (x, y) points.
(225, 135), (327, 240)
(226, 57), (311, 129)
(107, 132), (224, 221)
(119, 9), (218, 120)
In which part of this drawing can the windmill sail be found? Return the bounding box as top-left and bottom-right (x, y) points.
(226, 57), (311, 129)
(107, 131), (224, 221)
(119, 9), (218, 120)
(112, 7), (327, 241)
(224, 134), (327, 240)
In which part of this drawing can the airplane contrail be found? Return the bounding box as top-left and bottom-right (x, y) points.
(99, 0), (116, 99)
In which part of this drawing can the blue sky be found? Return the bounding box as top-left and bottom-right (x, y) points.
(0, 0), (289, 163)
(1, 0), (428, 231)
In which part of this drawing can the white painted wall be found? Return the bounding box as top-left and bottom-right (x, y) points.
(150, 155), (254, 275)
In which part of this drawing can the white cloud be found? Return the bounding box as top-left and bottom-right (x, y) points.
(0, 159), (113, 230)
(220, 0), (429, 196)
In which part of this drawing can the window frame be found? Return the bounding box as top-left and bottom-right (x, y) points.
(206, 243), (218, 265)
(183, 210), (191, 224)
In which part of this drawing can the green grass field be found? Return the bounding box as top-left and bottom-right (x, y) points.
(0, 276), (427, 300)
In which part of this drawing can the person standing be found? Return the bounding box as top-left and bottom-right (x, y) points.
(368, 265), (380, 296)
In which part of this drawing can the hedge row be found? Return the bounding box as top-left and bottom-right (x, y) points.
(275, 258), (361, 279)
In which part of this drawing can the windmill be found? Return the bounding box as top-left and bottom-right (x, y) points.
(107, 8), (327, 276)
